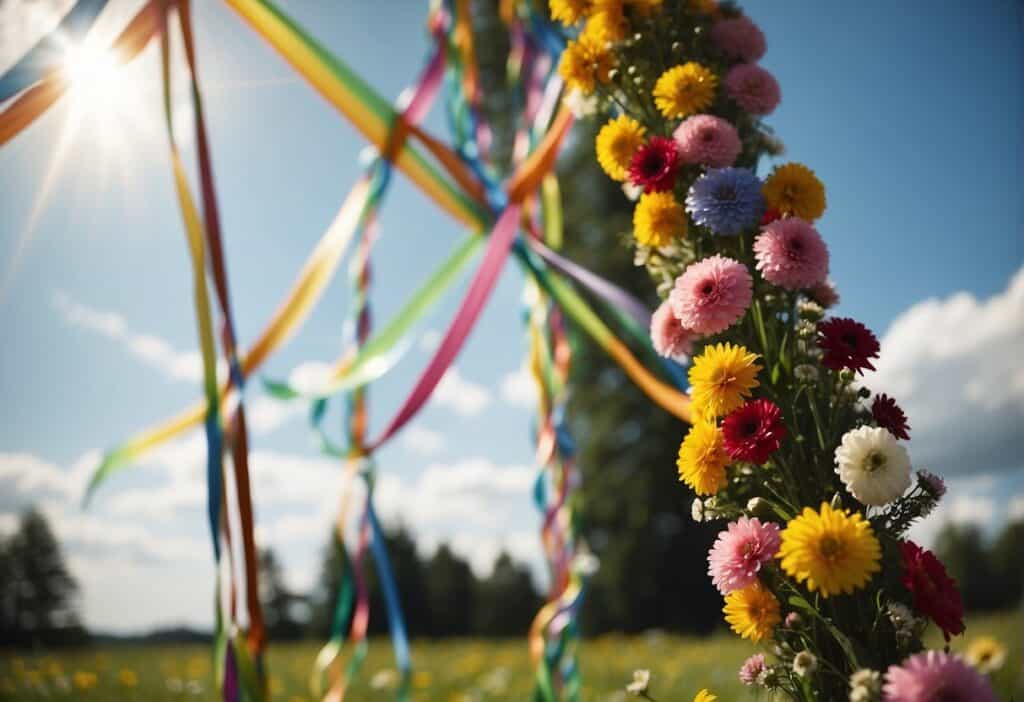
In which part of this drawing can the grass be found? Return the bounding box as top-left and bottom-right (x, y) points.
(1, 610), (1020, 700)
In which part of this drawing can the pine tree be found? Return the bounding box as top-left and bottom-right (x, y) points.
(258, 548), (306, 640)
(473, 552), (542, 637)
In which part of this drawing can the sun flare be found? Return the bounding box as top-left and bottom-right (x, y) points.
(63, 44), (124, 110)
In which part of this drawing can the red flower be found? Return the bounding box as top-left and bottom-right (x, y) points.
(628, 136), (680, 193)
(721, 399), (787, 464)
(900, 540), (965, 641)
(816, 317), (880, 375)
(760, 207), (781, 225)
(872, 393), (911, 440)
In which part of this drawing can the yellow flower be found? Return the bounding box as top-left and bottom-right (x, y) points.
(118, 669), (138, 687)
(677, 421), (730, 495)
(694, 690), (718, 702)
(582, 0), (628, 42)
(596, 115), (645, 181)
(687, 0), (718, 15)
(629, 0), (665, 16)
(966, 636), (1007, 674)
(762, 162), (826, 221)
(688, 343), (761, 418)
(558, 34), (615, 94)
(72, 671), (98, 690)
(777, 502), (881, 598)
(550, 0), (592, 25)
(653, 63), (717, 119)
(633, 191), (687, 246)
(723, 583), (780, 642)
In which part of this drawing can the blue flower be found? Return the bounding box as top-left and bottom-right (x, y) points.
(685, 168), (765, 236)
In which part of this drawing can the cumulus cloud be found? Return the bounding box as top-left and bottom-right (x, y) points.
(401, 426), (445, 456)
(500, 364), (537, 409)
(52, 290), (224, 383)
(863, 266), (1024, 477)
(432, 367), (491, 416)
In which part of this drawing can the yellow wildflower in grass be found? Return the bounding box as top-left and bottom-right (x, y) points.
(762, 162), (827, 221)
(582, 0), (628, 42)
(966, 635), (1007, 674)
(677, 421), (730, 495)
(596, 115), (646, 181)
(694, 689), (718, 702)
(558, 34), (615, 95)
(688, 343), (761, 418)
(413, 671), (434, 689)
(633, 191), (687, 246)
(550, 0), (592, 25)
(777, 502), (881, 597)
(653, 62), (717, 119)
(723, 583), (780, 642)
(118, 669), (138, 687)
(72, 671), (98, 690)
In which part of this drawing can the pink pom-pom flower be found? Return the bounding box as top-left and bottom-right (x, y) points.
(669, 255), (753, 335)
(754, 218), (829, 290)
(711, 16), (766, 63)
(707, 517), (781, 594)
(739, 653), (766, 685)
(883, 651), (996, 702)
(673, 115), (742, 168)
(725, 64), (781, 115)
(650, 299), (695, 360)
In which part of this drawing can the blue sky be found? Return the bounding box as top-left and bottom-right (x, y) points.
(0, 0), (1021, 633)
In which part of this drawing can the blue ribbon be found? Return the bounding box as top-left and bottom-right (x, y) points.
(366, 495), (413, 696)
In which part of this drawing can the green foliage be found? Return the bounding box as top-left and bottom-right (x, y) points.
(935, 520), (1023, 612)
(0, 508), (86, 647)
(258, 548), (306, 641)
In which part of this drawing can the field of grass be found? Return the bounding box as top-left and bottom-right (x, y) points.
(1, 610), (1020, 700)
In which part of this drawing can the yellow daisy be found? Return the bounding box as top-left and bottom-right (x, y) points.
(653, 62), (717, 119)
(762, 162), (827, 221)
(777, 502), (881, 598)
(549, 0), (592, 25)
(633, 191), (687, 246)
(677, 421), (730, 495)
(723, 583), (780, 642)
(558, 33), (616, 95)
(694, 690), (717, 702)
(966, 636), (1007, 674)
(687, 343), (761, 418)
(582, 0), (628, 42)
(596, 115), (646, 181)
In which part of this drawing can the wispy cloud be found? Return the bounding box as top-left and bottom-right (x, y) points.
(499, 363), (537, 409)
(432, 367), (491, 416)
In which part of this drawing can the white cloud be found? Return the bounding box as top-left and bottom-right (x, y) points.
(500, 364), (537, 409)
(401, 426), (445, 456)
(863, 266), (1024, 477)
(1008, 495), (1024, 522)
(53, 290), (225, 383)
(419, 329), (442, 352)
(432, 367), (491, 416)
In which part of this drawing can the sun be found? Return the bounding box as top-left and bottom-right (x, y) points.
(63, 44), (125, 110)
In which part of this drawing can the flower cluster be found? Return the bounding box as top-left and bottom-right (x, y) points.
(553, 1), (989, 699)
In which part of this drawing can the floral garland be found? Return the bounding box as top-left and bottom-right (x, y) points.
(551, 1), (998, 700)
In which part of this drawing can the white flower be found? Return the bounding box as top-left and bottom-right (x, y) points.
(691, 498), (704, 522)
(563, 88), (598, 118)
(792, 651), (817, 677)
(794, 364), (818, 383)
(626, 669), (650, 695)
(370, 670), (398, 690)
(834, 426), (911, 506)
(572, 550), (601, 577)
(622, 181), (643, 201)
(887, 602), (920, 642)
(848, 668), (881, 702)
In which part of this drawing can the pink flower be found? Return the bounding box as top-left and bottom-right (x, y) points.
(739, 653), (766, 685)
(650, 299), (696, 360)
(725, 64), (781, 115)
(711, 16), (766, 63)
(754, 218), (829, 290)
(883, 651), (996, 702)
(707, 517), (781, 594)
(809, 280), (840, 308)
(673, 115), (742, 168)
(669, 255), (753, 335)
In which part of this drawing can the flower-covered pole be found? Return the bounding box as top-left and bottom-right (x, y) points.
(547, 1), (995, 700)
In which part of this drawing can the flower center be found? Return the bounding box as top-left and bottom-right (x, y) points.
(818, 535), (845, 562)
(864, 451), (887, 473)
(841, 332), (859, 349)
(715, 185), (737, 202)
(701, 281), (716, 296)
(741, 420), (759, 437)
(700, 129), (715, 142)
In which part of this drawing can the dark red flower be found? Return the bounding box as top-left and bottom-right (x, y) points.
(760, 207), (781, 225)
(872, 393), (911, 440)
(816, 317), (880, 375)
(808, 280), (839, 308)
(721, 399), (787, 464)
(900, 540), (965, 641)
(628, 136), (680, 193)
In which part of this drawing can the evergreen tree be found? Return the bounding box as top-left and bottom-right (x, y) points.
(2, 508), (86, 646)
(990, 519), (1023, 608)
(258, 548), (306, 640)
(367, 525), (431, 638)
(424, 544), (475, 637)
(473, 552), (541, 637)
